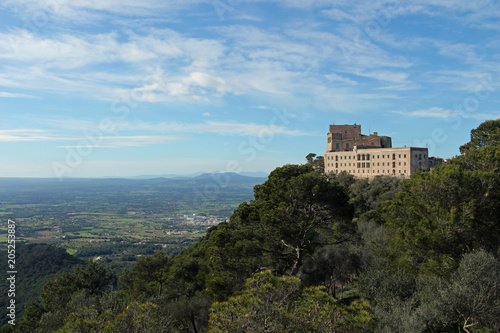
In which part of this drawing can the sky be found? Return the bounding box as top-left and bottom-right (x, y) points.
(0, 0), (499, 178)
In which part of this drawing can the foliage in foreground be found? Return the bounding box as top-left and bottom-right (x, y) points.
(209, 270), (373, 333)
(3, 119), (499, 333)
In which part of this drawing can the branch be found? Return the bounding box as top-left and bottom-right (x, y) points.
(281, 239), (295, 250)
(463, 318), (477, 333)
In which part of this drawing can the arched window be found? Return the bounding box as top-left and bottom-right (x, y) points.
(392, 153), (396, 160)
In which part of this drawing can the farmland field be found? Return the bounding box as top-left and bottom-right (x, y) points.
(0, 173), (265, 269)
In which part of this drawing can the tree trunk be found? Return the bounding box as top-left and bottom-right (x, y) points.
(191, 315), (198, 333)
(290, 246), (303, 275)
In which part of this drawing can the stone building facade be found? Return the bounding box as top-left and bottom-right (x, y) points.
(324, 124), (429, 178)
(326, 123), (392, 152)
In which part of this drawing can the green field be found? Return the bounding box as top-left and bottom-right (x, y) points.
(0, 174), (264, 267)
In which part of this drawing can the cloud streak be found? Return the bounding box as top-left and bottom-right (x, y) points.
(0, 92), (38, 98)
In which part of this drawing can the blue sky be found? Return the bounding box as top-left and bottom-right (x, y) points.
(1, 0), (499, 178)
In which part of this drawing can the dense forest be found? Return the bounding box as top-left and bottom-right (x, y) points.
(2, 119), (499, 332)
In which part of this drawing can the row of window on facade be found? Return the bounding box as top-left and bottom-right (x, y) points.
(327, 161), (407, 168)
(332, 169), (407, 175)
(326, 153), (425, 161)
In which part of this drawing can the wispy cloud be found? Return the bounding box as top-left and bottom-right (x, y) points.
(0, 129), (65, 142)
(392, 107), (458, 119)
(0, 92), (38, 99)
(0, 0), (207, 24)
(124, 120), (312, 137)
(0, 128), (190, 147)
(392, 107), (499, 120)
(57, 135), (190, 148)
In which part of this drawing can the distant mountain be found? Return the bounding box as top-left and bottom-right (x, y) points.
(177, 172), (267, 187)
(125, 172), (203, 180)
(123, 171), (268, 180)
(0, 173), (268, 193)
(194, 172), (260, 181)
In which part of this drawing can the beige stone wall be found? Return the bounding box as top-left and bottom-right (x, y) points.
(326, 124), (392, 153)
(324, 147), (428, 179)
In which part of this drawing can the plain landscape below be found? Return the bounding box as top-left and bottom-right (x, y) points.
(0, 172), (266, 267)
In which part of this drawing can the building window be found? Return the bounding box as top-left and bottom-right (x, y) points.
(357, 163), (360, 168)
(419, 154), (422, 160)
(404, 162), (406, 166)
(393, 162), (396, 168)
(367, 154), (370, 161)
(336, 143), (339, 149)
(335, 156), (338, 161)
(399, 162), (401, 166)
(367, 162), (370, 168)
(382, 155), (385, 158)
(392, 153), (396, 160)
(346, 143), (349, 149)
(371, 142), (374, 145)
(377, 155), (379, 158)
(404, 154), (406, 158)
(399, 154), (401, 158)
(335, 163), (338, 168)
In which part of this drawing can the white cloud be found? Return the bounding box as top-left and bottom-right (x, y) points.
(392, 107), (459, 119)
(0, 128), (190, 147)
(0, 129), (64, 142)
(115, 71), (235, 102)
(351, 70), (409, 83)
(184, 72), (232, 93)
(57, 135), (190, 148)
(324, 73), (357, 85)
(0, 92), (38, 98)
(122, 120), (311, 137)
(0, 0), (207, 24)
(251, 105), (273, 110)
(392, 107), (500, 121)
